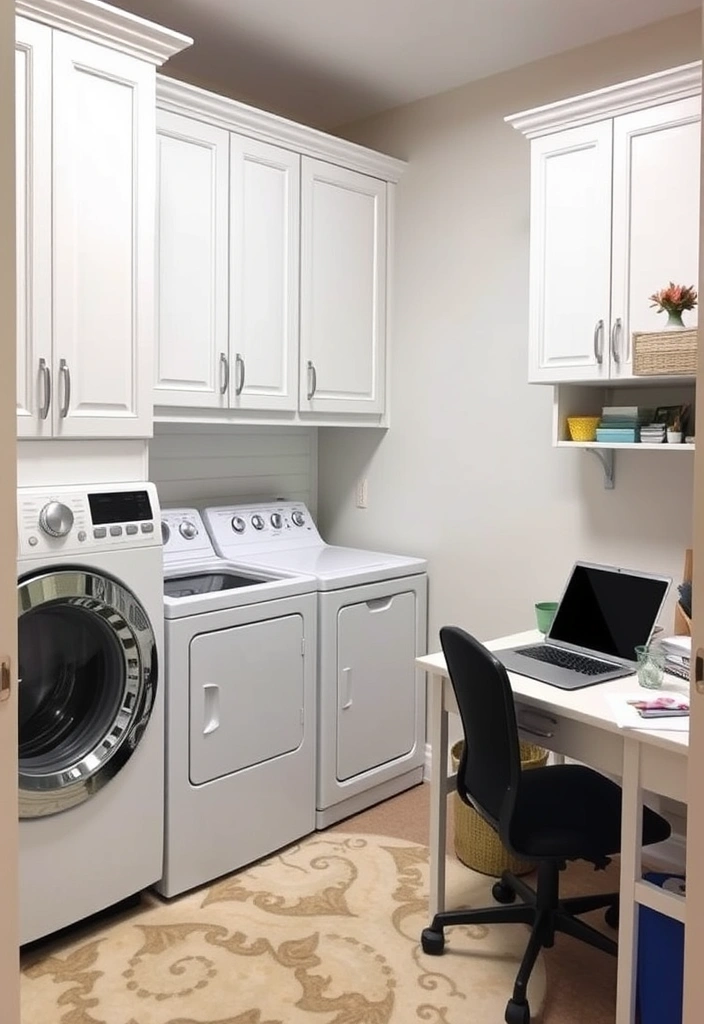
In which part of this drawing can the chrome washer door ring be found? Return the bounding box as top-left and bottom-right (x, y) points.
(17, 569), (157, 818)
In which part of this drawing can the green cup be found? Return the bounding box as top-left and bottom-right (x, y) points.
(535, 601), (559, 634)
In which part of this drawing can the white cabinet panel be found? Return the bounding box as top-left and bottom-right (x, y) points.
(15, 19), (51, 438)
(529, 122), (613, 383)
(230, 136), (299, 411)
(52, 32), (153, 437)
(611, 97), (701, 379)
(189, 615), (304, 786)
(155, 112), (229, 408)
(336, 591), (416, 782)
(300, 159), (386, 414)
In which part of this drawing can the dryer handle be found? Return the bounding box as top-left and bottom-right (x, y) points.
(203, 683), (220, 735)
(341, 667), (353, 710)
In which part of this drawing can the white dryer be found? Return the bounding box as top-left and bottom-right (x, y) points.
(17, 482), (163, 944)
(203, 502), (428, 828)
(158, 508), (317, 897)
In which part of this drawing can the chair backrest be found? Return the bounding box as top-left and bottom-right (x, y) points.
(439, 626), (522, 833)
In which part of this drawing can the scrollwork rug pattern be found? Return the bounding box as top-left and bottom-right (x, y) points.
(21, 833), (545, 1024)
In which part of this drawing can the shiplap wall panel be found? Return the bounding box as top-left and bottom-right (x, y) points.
(149, 424), (318, 513)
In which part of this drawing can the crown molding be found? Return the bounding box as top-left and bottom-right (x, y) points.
(16, 0), (192, 65)
(506, 61), (702, 138)
(156, 76), (407, 182)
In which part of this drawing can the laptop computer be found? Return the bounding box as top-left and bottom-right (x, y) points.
(493, 562), (671, 690)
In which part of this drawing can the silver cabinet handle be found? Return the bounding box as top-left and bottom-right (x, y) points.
(610, 318), (622, 365)
(306, 360), (317, 400)
(593, 319), (604, 365)
(235, 353), (245, 396)
(59, 359), (71, 418)
(219, 352), (229, 395)
(38, 357), (51, 420)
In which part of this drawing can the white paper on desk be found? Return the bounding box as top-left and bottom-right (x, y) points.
(606, 693), (690, 732)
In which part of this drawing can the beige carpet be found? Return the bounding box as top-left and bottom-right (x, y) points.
(21, 830), (546, 1024)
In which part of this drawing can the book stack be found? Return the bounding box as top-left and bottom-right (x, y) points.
(595, 406), (652, 444)
(639, 422), (666, 444)
(659, 635), (691, 681)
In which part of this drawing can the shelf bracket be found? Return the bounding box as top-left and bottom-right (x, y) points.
(586, 447), (615, 490)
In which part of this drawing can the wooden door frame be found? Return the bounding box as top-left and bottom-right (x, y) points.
(0, 0), (19, 1021)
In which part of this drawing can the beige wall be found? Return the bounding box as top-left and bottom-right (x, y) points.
(0, 0), (19, 1018)
(319, 9), (701, 653)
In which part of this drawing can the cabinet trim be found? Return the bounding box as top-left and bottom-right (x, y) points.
(16, 0), (192, 65)
(506, 61), (701, 138)
(156, 76), (406, 183)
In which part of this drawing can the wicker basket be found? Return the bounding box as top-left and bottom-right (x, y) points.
(632, 329), (697, 376)
(451, 740), (548, 877)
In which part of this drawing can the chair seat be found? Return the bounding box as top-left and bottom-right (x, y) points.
(505, 764), (671, 863)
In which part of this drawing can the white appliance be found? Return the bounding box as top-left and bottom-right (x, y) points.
(158, 508), (317, 897)
(203, 502), (428, 828)
(17, 482), (164, 944)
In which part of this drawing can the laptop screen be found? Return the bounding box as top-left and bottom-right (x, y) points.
(547, 563), (670, 660)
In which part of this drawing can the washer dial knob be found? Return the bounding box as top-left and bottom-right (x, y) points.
(271, 512), (283, 529)
(231, 516), (246, 534)
(161, 521), (171, 546)
(39, 501), (74, 538)
(179, 520), (198, 539)
(291, 510), (306, 527)
(251, 514), (265, 531)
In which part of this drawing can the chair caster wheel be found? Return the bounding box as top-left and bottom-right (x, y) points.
(421, 927), (445, 955)
(492, 881), (516, 904)
(605, 903), (619, 930)
(505, 998), (530, 1024)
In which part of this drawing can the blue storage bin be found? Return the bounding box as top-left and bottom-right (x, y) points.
(637, 872), (686, 1024)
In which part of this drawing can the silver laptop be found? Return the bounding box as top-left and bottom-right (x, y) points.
(493, 562), (671, 690)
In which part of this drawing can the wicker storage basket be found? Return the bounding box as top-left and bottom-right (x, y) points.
(451, 740), (548, 877)
(632, 329), (697, 376)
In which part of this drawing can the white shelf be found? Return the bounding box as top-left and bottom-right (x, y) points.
(558, 441), (695, 450)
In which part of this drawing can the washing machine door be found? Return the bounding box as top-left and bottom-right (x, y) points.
(17, 568), (158, 818)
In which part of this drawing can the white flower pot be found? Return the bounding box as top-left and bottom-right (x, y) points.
(666, 431), (682, 444)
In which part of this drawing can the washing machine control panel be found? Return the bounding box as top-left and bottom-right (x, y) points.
(17, 483), (161, 557)
(203, 502), (321, 555)
(161, 509), (215, 559)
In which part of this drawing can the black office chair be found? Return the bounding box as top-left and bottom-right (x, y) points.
(421, 626), (671, 1024)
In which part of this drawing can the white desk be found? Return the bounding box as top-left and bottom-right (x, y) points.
(418, 630), (689, 1024)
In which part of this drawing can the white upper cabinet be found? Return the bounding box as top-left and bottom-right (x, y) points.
(508, 63), (702, 385)
(229, 136), (300, 411)
(15, 18), (52, 439)
(155, 111), (230, 409)
(15, 1), (191, 439)
(154, 78), (403, 425)
(528, 122), (613, 383)
(52, 33), (155, 437)
(300, 159), (387, 415)
(611, 96), (701, 379)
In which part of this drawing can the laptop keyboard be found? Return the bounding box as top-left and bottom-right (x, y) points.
(519, 645), (619, 676)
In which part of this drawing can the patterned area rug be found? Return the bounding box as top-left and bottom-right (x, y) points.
(21, 832), (545, 1024)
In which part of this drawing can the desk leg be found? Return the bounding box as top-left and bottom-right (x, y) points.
(428, 671), (448, 920)
(616, 737), (643, 1024)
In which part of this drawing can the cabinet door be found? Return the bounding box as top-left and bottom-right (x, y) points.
(52, 32), (154, 438)
(155, 112), (229, 409)
(15, 19), (52, 438)
(189, 615), (305, 786)
(336, 591), (416, 782)
(528, 122), (613, 383)
(230, 136), (299, 411)
(611, 97), (701, 379)
(300, 159), (386, 414)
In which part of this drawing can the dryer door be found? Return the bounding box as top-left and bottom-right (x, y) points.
(17, 568), (158, 818)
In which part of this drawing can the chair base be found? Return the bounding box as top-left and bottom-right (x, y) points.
(421, 861), (617, 1023)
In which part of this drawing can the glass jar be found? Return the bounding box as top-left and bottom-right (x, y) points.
(635, 644), (666, 689)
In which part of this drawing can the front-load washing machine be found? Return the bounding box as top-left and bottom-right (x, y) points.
(158, 508), (317, 897)
(17, 482), (163, 944)
(203, 502), (428, 828)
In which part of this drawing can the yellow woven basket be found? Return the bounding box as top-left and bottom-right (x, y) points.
(451, 740), (548, 877)
(566, 416), (600, 442)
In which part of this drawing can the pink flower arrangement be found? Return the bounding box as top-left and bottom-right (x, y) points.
(649, 282), (698, 315)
